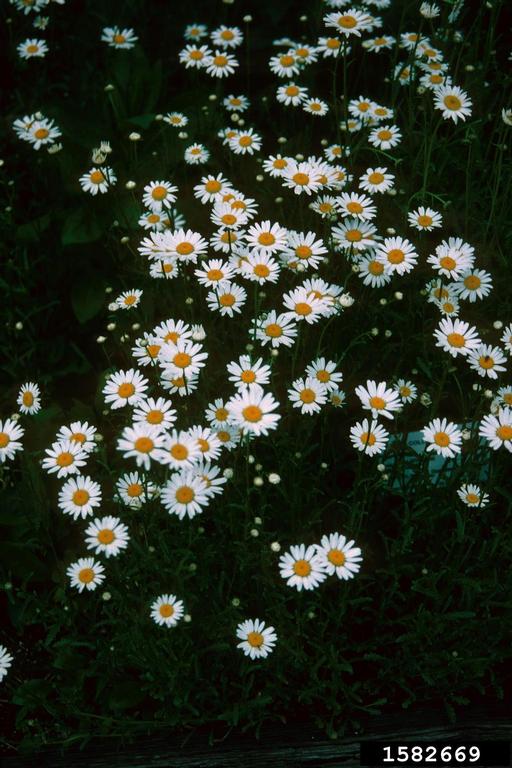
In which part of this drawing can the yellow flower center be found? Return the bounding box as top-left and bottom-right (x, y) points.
(134, 437), (154, 453)
(57, 452), (73, 467)
(22, 391), (34, 406)
(292, 172), (310, 186)
(369, 396), (386, 410)
(114, 34), (126, 44)
(205, 179), (221, 193)
(190, 50), (204, 60)
(147, 410), (164, 425)
(434, 431), (450, 447)
(118, 382), (135, 398)
(417, 214), (433, 227)
(213, 55), (228, 67)
(34, 128), (49, 140)
(265, 323), (282, 338)
(247, 631), (264, 647)
(378, 130), (392, 141)
(176, 242), (194, 255)
(360, 432), (376, 446)
(479, 356), (494, 370)
(295, 302), (312, 316)
(254, 264), (270, 278)
(27, 44), (39, 53)
(258, 232), (276, 246)
(0, 433), (10, 448)
(176, 486), (194, 503)
(220, 293), (235, 307)
(444, 95), (462, 111)
(328, 549), (346, 566)
(242, 405), (262, 423)
(496, 425), (512, 441)
(78, 568), (95, 584)
(90, 170), (105, 184)
(173, 352), (192, 369)
(387, 249), (404, 264)
(368, 172), (384, 185)
(273, 158), (287, 168)
(221, 30), (234, 40)
(280, 55), (294, 67)
(72, 489), (90, 506)
(369, 260), (384, 275)
(326, 37), (341, 49)
(464, 275), (481, 290)
(466, 493), (480, 504)
(98, 529), (115, 544)
(338, 14), (357, 28)
(347, 201), (363, 214)
(447, 332), (466, 348)
(440, 256), (456, 271)
(159, 603), (174, 617)
(170, 444), (189, 460)
(151, 186), (168, 200)
(346, 229), (362, 242)
(293, 559), (311, 576)
(286, 85), (299, 96)
(127, 483), (143, 497)
(300, 388), (316, 404)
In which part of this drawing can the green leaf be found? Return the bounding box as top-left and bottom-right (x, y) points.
(71, 272), (106, 323)
(61, 207), (105, 245)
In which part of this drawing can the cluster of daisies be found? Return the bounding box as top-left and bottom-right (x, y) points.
(12, 112), (61, 151)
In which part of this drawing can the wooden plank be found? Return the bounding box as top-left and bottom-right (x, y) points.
(2, 710), (511, 768)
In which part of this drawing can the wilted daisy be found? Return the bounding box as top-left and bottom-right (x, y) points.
(355, 380), (402, 420)
(288, 377), (327, 415)
(103, 369), (148, 410)
(79, 167), (117, 195)
(85, 516), (130, 558)
(17, 382), (41, 415)
(42, 440), (87, 478)
(0, 418), (25, 463)
(316, 533), (363, 580)
(101, 27), (138, 49)
(17, 38), (48, 59)
(117, 423), (166, 470)
(142, 181), (178, 211)
(115, 289), (143, 310)
(434, 85), (472, 123)
(479, 408), (512, 452)
(453, 269), (493, 303)
(457, 484), (489, 508)
(227, 384), (281, 437)
(205, 50), (239, 77)
(350, 419), (389, 456)
(434, 318), (481, 358)
(279, 543), (327, 591)
(160, 470), (210, 519)
(358, 167), (395, 194)
(236, 619), (277, 660)
(422, 418), (462, 458)
(0, 646), (13, 682)
(67, 557), (105, 593)
(394, 379), (418, 404)
(468, 344), (507, 379)
(58, 476), (102, 520)
(375, 237), (418, 276)
(408, 206), (443, 231)
(150, 594), (185, 627)
(368, 124), (402, 150)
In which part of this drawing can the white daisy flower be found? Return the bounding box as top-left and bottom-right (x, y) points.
(433, 84), (472, 123)
(282, 287), (329, 324)
(184, 143), (210, 164)
(101, 26), (138, 49)
(253, 310), (298, 349)
(79, 166), (117, 195)
(226, 384), (281, 437)
(116, 471), (158, 508)
(368, 124), (402, 150)
(55, 421), (96, 453)
(85, 516), (130, 558)
(246, 220), (288, 255)
(0, 646), (13, 683)
(303, 98), (329, 117)
(102, 369), (148, 410)
(160, 470), (210, 519)
(193, 173), (232, 204)
(205, 49), (239, 77)
(17, 38), (48, 59)
(187, 426), (222, 463)
(355, 380), (402, 420)
(58, 476), (102, 520)
(228, 128), (262, 155)
(153, 429), (201, 470)
(179, 44), (212, 69)
(457, 483), (489, 508)
(375, 237), (418, 276)
(422, 418), (462, 458)
(276, 83), (308, 106)
(227, 355), (271, 390)
(433, 317), (481, 358)
(288, 377), (328, 415)
(350, 419), (389, 455)
(67, 557), (105, 593)
(239, 251), (281, 284)
(115, 289), (143, 310)
(394, 379), (417, 403)
(17, 381), (41, 415)
(278, 543), (327, 591)
(324, 8), (373, 37)
(159, 338), (208, 379)
(453, 269), (493, 303)
(133, 397), (177, 431)
(42, 440), (87, 478)
(357, 253), (392, 288)
(407, 206), (442, 231)
(479, 408), (512, 452)
(468, 344), (507, 379)
(142, 180), (178, 212)
(206, 281), (247, 317)
(150, 594), (185, 627)
(316, 532), (363, 580)
(236, 619), (277, 660)
(281, 161), (323, 196)
(117, 424), (166, 470)
(338, 192), (377, 220)
(305, 358), (343, 392)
